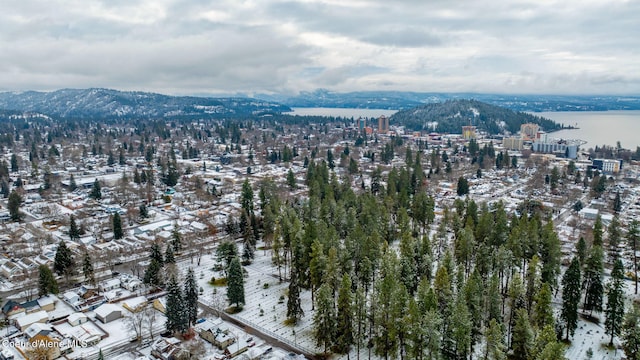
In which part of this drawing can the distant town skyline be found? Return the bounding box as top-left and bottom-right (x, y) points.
(1, 0), (638, 96)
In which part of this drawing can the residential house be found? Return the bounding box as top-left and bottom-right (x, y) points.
(2, 300), (26, 317)
(0, 261), (20, 279)
(198, 321), (236, 350)
(122, 296), (147, 313)
(150, 337), (189, 360)
(99, 278), (121, 292)
(15, 310), (49, 331)
(62, 291), (82, 309)
(24, 323), (53, 340)
(224, 341), (248, 358)
(37, 297), (55, 312)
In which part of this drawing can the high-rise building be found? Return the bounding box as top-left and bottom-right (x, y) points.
(503, 137), (524, 150)
(462, 125), (477, 140)
(377, 115), (389, 133)
(520, 123), (539, 141)
(356, 117), (366, 130)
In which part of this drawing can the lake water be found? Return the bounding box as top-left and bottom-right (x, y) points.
(290, 107), (640, 150)
(290, 107), (397, 119)
(537, 110), (640, 150)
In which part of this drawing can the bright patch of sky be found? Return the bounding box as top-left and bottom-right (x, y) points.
(0, 0), (638, 95)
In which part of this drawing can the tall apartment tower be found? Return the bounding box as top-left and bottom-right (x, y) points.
(377, 115), (389, 133)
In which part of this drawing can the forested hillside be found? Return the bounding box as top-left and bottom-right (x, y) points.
(390, 99), (562, 134)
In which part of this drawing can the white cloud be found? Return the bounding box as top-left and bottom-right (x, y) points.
(0, 0), (638, 95)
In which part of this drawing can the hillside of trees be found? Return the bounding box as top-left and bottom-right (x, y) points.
(390, 99), (563, 134)
(0, 88), (290, 120)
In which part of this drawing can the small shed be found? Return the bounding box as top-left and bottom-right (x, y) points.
(67, 312), (88, 326)
(94, 303), (122, 324)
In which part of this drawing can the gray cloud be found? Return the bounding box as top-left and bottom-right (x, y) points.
(0, 0), (638, 95)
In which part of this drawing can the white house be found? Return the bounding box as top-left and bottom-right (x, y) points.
(62, 291), (82, 308)
(15, 310), (49, 331)
(100, 278), (121, 292)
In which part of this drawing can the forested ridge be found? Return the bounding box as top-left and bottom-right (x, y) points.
(390, 99), (562, 134)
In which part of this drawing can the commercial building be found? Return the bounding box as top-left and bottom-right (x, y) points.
(461, 126), (477, 140)
(377, 115), (389, 133)
(531, 134), (581, 159)
(520, 123), (540, 141)
(503, 137), (524, 150)
(592, 159), (622, 174)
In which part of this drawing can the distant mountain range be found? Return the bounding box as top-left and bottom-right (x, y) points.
(259, 89), (640, 112)
(0, 88), (290, 120)
(0, 88), (637, 123)
(390, 99), (563, 135)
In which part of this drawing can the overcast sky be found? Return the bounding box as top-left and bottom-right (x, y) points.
(1, 0), (638, 96)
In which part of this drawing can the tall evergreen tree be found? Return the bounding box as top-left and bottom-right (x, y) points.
(53, 240), (75, 280)
(605, 259), (626, 346)
(484, 318), (507, 360)
(143, 242), (164, 287)
(449, 294), (472, 359)
(608, 216), (622, 261)
(8, 190), (21, 222)
(561, 257), (581, 339)
(334, 273), (354, 355)
(139, 203), (148, 219)
(227, 257), (245, 308)
(68, 174), (77, 191)
(171, 223), (182, 253)
(82, 251), (96, 286)
(10, 153), (18, 172)
(540, 222), (561, 288)
(534, 325), (567, 360)
(68, 215), (80, 241)
(593, 215), (603, 247)
(629, 220), (640, 294)
(184, 268), (199, 327)
(112, 212), (123, 240)
(613, 191), (622, 213)
(165, 274), (188, 334)
(150, 242), (164, 265)
(576, 236), (587, 265)
(89, 179), (102, 200)
(164, 244), (175, 265)
(314, 283), (336, 354)
(143, 259), (163, 287)
(533, 282), (555, 330)
(511, 308), (534, 360)
(287, 266), (304, 324)
(240, 179), (254, 217)
(622, 304), (640, 360)
(374, 250), (402, 360)
(38, 265), (59, 296)
(583, 246), (604, 315)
